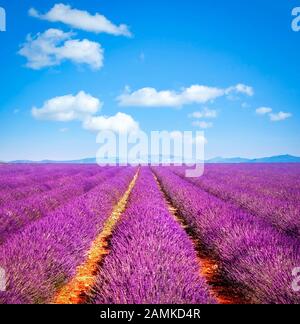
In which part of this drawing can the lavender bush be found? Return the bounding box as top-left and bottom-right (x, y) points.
(0, 167), (119, 242)
(0, 167), (136, 304)
(173, 164), (300, 236)
(92, 168), (215, 304)
(153, 167), (300, 304)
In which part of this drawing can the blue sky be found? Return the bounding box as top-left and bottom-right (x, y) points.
(0, 0), (299, 161)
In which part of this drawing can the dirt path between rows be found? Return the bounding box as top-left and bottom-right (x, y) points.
(152, 172), (248, 304)
(53, 170), (139, 304)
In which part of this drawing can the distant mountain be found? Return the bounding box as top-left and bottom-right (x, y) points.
(10, 154), (300, 164)
(206, 155), (300, 164)
(11, 158), (98, 164)
(11, 155), (185, 165)
(206, 157), (251, 163)
(250, 155), (300, 163)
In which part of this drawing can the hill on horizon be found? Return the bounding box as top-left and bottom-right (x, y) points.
(8, 154), (300, 164)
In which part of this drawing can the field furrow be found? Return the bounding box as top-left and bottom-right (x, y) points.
(90, 167), (215, 304)
(0, 167), (136, 304)
(173, 165), (300, 237)
(0, 165), (87, 191)
(0, 166), (104, 207)
(53, 169), (139, 304)
(153, 167), (300, 304)
(0, 163), (299, 305)
(0, 167), (120, 243)
(153, 172), (247, 304)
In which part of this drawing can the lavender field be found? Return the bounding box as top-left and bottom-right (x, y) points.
(0, 163), (299, 304)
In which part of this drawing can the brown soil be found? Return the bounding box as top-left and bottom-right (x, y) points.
(153, 172), (248, 304)
(53, 170), (139, 304)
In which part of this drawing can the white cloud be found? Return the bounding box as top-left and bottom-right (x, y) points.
(227, 84), (254, 97)
(192, 121), (213, 129)
(118, 87), (185, 107)
(19, 29), (104, 70)
(117, 83), (253, 108)
(269, 111), (292, 122)
(83, 112), (140, 134)
(256, 107), (273, 115)
(32, 91), (102, 121)
(32, 91), (140, 135)
(29, 4), (132, 37)
(189, 108), (217, 119)
(255, 107), (292, 122)
(182, 85), (225, 104)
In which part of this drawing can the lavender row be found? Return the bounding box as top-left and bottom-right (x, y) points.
(199, 164), (300, 202)
(0, 167), (137, 304)
(173, 166), (300, 237)
(0, 165), (89, 190)
(153, 167), (300, 304)
(0, 164), (105, 191)
(91, 167), (215, 304)
(0, 164), (50, 177)
(0, 167), (105, 207)
(0, 167), (120, 243)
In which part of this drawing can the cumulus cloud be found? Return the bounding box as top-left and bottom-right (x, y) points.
(83, 113), (140, 134)
(32, 91), (102, 121)
(19, 29), (104, 70)
(32, 91), (140, 135)
(189, 108), (217, 119)
(117, 84), (253, 108)
(192, 121), (213, 129)
(189, 108), (216, 129)
(255, 107), (292, 122)
(226, 84), (254, 97)
(29, 3), (132, 37)
(256, 107), (273, 115)
(269, 111), (292, 122)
